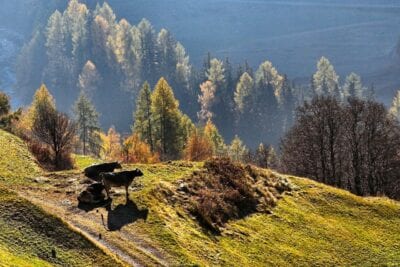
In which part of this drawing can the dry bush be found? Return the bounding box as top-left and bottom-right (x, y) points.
(180, 158), (292, 233)
(122, 133), (159, 163)
(184, 130), (213, 161)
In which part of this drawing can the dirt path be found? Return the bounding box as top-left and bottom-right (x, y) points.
(20, 190), (169, 267)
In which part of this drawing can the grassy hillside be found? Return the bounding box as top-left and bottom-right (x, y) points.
(1, 129), (400, 266)
(0, 130), (122, 266)
(0, 130), (41, 185)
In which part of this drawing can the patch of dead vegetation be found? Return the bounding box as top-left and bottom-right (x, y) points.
(170, 158), (294, 233)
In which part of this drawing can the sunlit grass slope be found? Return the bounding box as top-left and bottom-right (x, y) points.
(0, 130), (41, 185)
(1, 129), (399, 266)
(85, 158), (400, 266)
(0, 130), (122, 266)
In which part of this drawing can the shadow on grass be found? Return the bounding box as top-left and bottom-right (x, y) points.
(77, 198), (112, 212)
(106, 199), (149, 231)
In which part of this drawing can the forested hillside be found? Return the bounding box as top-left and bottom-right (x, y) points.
(10, 0), (400, 147)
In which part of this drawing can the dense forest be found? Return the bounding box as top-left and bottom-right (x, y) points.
(15, 0), (383, 150)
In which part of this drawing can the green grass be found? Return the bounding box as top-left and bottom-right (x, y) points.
(98, 163), (399, 266)
(72, 154), (102, 170)
(0, 130), (41, 185)
(1, 129), (400, 266)
(0, 186), (121, 267)
(0, 130), (123, 266)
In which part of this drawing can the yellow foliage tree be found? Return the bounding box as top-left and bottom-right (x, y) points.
(203, 119), (226, 156)
(122, 133), (159, 163)
(100, 126), (122, 160)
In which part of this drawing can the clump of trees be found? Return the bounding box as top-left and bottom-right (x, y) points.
(14, 85), (76, 170)
(0, 92), (21, 132)
(281, 96), (400, 199)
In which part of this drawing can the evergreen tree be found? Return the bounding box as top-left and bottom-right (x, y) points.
(0, 92), (21, 132)
(138, 19), (157, 84)
(73, 91), (101, 156)
(133, 82), (154, 151)
(151, 78), (183, 159)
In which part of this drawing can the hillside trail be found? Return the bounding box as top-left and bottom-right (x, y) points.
(19, 185), (170, 267)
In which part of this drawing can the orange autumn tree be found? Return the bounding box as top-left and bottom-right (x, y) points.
(100, 126), (122, 161)
(122, 133), (159, 163)
(184, 129), (213, 161)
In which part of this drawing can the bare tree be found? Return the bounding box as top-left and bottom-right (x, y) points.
(32, 106), (76, 169)
(281, 96), (400, 199)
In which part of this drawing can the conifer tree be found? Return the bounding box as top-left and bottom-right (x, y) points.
(198, 81), (216, 123)
(78, 60), (101, 97)
(389, 90), (400, 121)
(29, 84), (56, 127)
(204, 119), (226, 156)
(234, 72), (254, 112)
(229, 135), (247, 162)
(151, 78), (183, 159)
(312, 57), (339, 97)
(73, 91), (101, 156)
(343, 72), (364, 99)
(133, 82), (154, 151)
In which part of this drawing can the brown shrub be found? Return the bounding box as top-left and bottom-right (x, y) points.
(181, 158), (292, 233)
(26, 139), (73, 170)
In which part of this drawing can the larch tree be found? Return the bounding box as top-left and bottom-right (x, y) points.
(389, 90), (400, 121)
(312, 57), (340, 97)
(204, 119), (226, 156)
(78, 60), (101, 97)
(184, 129), (213, 161)
(234, 72), (254, 113)
(151, 77), (183, 159)
(44, 10), (69, 94)
(73, 91), (101, 156)
(198, 80), (216, 123)
(133, 82), (154, 151)
(343, 72), (364, 99)
(29, 84), (56, 128)
(229, 135), (247, 162)
(175, 42), (191, 90)
(206, 58), (225, 87)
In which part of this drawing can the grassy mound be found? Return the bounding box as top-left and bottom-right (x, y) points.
(0, 130), (41, 185)
(177, 158), (293, 232)
(128, 163), (400, 266)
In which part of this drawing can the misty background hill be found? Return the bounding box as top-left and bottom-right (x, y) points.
(1, 0), (400, 106)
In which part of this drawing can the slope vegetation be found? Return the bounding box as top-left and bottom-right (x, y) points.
(0, 130), (122, 266)
(1, 129), (400, 266)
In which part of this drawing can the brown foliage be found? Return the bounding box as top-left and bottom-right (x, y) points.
(184, 130), (213, 161)
(32, 107), (76, 170)
(122, 133), (159, 163)
(281, 96), (400, 199)
(181, 158), (292, 233)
